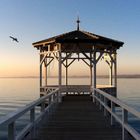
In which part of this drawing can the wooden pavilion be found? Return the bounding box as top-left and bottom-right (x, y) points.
(32, 20), (124, 98)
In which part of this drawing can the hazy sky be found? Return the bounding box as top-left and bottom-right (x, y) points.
(0, 0), (140, 77)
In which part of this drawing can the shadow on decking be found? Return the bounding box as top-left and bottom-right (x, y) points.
(27, 95), (134, 140)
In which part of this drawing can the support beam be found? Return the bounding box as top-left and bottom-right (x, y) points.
(93, 51), (97, 89)
(67, 59), (76, 67)
(90, 53), (93, 87)
(61, 52), (72, 63)
(96, 52), (103, 63)
(58, 48), (62, 87)
(40, 54), (47, 65)
(66, 55), (68, 86)
(92, 51), (97, 102)
(81, 52), (95, 64)
(44, 58), (47, 86)
(58, 44), (62, 102)
(114, 52), (117, 96)
(81, 59), (91, 67)
(109, 62), (113, 86)
(40, 54), (43, 87)
(45, 57), (54, 67)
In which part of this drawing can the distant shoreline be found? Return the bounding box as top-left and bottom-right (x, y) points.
(1, 75), (140, 79)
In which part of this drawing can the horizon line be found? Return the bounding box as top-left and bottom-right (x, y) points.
(1, 74), (140, 78)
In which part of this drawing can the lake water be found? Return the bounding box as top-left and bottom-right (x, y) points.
(0, 78), (140, 139)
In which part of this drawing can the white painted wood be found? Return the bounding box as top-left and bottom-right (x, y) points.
(30, 108), (35, 138)
(66, 55), (68, 86)
(109, 64), (113, 86)
(94, 88), (140, 140)
(8, 122), (15, 140)
(122, 109), (128, 140)
(40, 54), (43, 87)
(0, 89), (59, 140)
(90, 53), (93, 87)
(103, 97), (107, 116)
(94, 52), (96, 89)
(114, 53), (117, 88)
(30, 108), (35, 122)
(92, 51), (96, 102)
(45, 58), (47, 86)
(58, 43), (62, 102)
(111, 101), (115, 125)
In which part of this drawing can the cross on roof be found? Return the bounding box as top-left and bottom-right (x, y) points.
(76, 16), (80, 31)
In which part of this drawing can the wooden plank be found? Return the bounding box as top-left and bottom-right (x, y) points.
(36, 95), (122, 140)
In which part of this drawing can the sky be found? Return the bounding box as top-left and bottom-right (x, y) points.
(0, 0), (140, 77)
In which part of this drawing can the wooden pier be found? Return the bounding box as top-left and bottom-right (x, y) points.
(36, 95), (122, 140)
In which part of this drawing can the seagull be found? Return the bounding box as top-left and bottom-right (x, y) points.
(9, 36), (19, 43)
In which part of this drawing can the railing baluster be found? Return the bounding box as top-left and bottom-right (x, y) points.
(104, 97), (107, 116)
(30, 108), (35, 122)
(99, 94), (102, 110)
(30, 108), (35, 138)
(8, 122), (15, 140)
(122, 109), (128, 140)
(111, 101), (115, 125)
(49, 96), (51, 105)
(41, 101), (45, 112)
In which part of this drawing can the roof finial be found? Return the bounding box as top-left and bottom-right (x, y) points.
(76, 16), (80, 31)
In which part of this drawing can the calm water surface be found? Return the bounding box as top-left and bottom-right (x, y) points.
(0, 78), (140, 139)
(0, 78), (140, 116)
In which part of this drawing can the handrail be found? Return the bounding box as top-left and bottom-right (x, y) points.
(0, 88), (59, 140)
(93, 88), (140, 140)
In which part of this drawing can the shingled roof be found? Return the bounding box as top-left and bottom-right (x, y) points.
(33, 30), (124, 51)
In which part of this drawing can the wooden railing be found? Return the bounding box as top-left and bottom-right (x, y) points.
(0, 88), (59, 140)
(93, 88), (140, 140)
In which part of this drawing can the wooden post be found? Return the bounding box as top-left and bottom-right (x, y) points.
(45, 58), (47, 86)
(114, 52), (117, 96)
(40, 54), (43, 87)
(90, 53), (92, 87)
(30, 108), (35, 138)
(8, 122), (15, 140)
(66, 55), (68, 86)
(104, 97), (107, 116)
(92, 51), (96, 102)
(93, 52), (97, 89)
(122, 109), (128, 140)
(58, 44), (62, 102)
(111, 101), (115, 125)
(109, 63), (113, 86)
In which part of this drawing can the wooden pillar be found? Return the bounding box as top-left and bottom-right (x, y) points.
(44, 58), (47, 86)
(66, 54), (68, 86)
(109, 62), (113, 86)
(44, 65), (47, 86)
(92, 51), (97, 102)
(90, 53), (93, 86)
(58, 47), (62, 87)
(58, 44), (62, 102)
(93, 51), (97, 89)
(40, 54), (43, 87)
(114, 52), (117, 96)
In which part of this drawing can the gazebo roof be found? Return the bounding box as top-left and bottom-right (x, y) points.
(33, 30), (124, 52)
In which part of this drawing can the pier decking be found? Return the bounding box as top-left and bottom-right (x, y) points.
(37, 95), (122, 140)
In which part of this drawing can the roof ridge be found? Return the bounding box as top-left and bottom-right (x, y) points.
(81, 30), (99, 39)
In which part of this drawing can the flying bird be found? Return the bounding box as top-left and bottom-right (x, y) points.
(9, 36), (19, 43)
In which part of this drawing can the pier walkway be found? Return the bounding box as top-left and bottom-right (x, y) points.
(37, 95), (122, 140)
